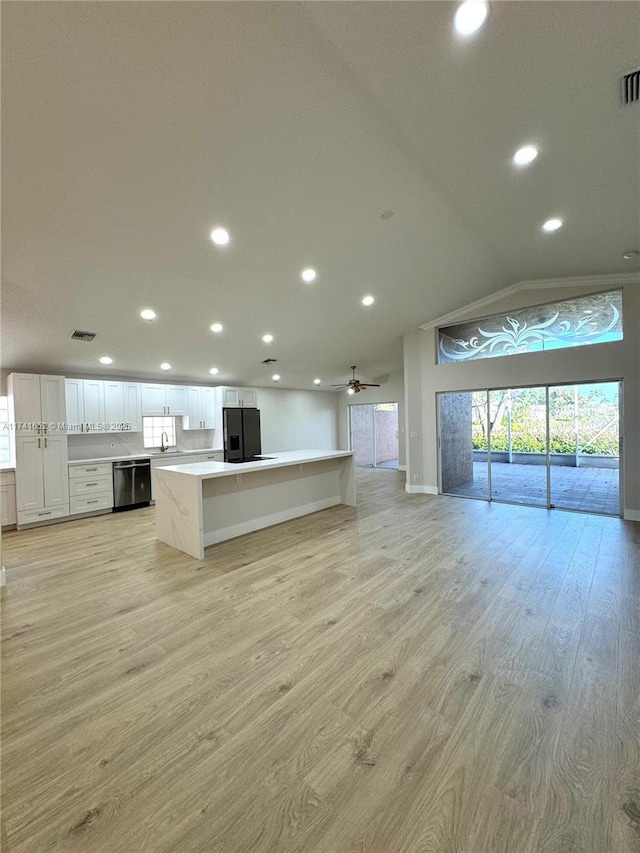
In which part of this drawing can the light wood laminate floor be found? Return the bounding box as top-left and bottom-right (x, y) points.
(2, 468), (639, 852)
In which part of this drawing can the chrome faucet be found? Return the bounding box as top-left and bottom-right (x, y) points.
(160, 431), (170, 452)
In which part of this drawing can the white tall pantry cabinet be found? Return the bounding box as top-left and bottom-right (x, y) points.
(8, 373), (70, 526)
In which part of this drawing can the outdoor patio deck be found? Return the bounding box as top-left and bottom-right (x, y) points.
(446, 461), (620, 516)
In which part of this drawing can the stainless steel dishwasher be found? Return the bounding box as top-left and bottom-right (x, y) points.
(113, 459), (152, 511)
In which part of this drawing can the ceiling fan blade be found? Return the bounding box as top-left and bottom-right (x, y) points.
(361, 383), (381, 387)
(329, 383), (348, 388)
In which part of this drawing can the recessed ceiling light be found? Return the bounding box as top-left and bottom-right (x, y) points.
(381, 210), (394, 220)
(347, 388), (355, 395)
(362, 295), (375, 307)
(210, 227), (231, 247)
(313, 378), (321, 385)
(513, 145), (538, 166)
(272, 374), (281, 382)
(262, 333), (274, 343)
(210, 322), (223, 333)
(99, 356), (113, 365)
(542, 218), (563, 233)
(301, 268), (317, 283)
(160, 362), (171, 371)
(140, 308), (156, 321)
(454, 0), (489, 36)
(622, 250), (639, 260)
(209, 367), (220, 375)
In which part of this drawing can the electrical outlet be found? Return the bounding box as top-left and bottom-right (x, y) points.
(413, 475), (419, 482)
(235, 473), (242, 483)
(410, 431), (418, 439)
(110, 442), (116, 448)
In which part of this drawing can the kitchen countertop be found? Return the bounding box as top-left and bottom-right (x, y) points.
(68, 448), (223, 465)
(156, 450), (354, 482)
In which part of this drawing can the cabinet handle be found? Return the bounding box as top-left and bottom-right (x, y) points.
(85, 483), (98, 487)
(85, 468), (98, 472)
(44, 438), (48, 448)
(87, 499), (98, 504)
(38, 512), (52, 516)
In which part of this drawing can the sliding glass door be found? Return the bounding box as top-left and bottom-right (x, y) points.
(549, 383), (620, 515)
(350, 403), (399, 469)
(489, 387), (548, 506)
(439, 381), (621, 516)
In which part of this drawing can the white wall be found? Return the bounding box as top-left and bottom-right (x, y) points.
(404, 279), (640, 518)
(258, 387), (338, 453)
(337, 369), (406, 467)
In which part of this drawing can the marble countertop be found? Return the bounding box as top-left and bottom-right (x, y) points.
(156, 450), (353, 482)
(1, 464), (15, 472)
(68, 448), (223, 465)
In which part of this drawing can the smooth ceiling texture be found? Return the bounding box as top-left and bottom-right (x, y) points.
(2, 2), (638, 388)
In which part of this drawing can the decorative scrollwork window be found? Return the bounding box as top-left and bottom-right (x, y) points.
(438, 290), (622, 364)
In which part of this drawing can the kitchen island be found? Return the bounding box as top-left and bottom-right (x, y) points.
(155, 450), (355, 559)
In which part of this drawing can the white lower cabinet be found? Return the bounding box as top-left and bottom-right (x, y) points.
(1, 471), (17, 527)
(69, 474), (112, 496)
(15, 434), (69, 526)
(199, 451), (224, 462)
(68, 462), (113, 516)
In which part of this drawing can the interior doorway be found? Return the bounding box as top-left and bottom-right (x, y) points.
(350, 403), (399, 469)
(438, 381), (621, 516)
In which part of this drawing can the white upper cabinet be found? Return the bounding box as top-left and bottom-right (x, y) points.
(219, 387), (258, 408)
(104, 381), (125, 426)
(222, 387), (240, 408)
(124, 383), (141, 431)
(9, 373), (67, 434)
(39, 375), (67, 426)
(141, 383), (166, 415)
(83, 379), (105, 430)
(165, 386), (187, 415)
(183, 386), (216, 431)
(66, 378), (140, 433)
(141, 384), (187, 415)
(200, 386), (216, 429)
(184, 386), (202, 430)
(65, 379), (84, 431)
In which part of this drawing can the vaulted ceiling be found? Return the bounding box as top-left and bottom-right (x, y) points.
(2, 2), (638, 388)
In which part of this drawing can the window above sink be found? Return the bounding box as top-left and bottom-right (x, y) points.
(143, 416), (176, 451)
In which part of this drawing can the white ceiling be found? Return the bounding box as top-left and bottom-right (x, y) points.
(2, 2), (638, 389)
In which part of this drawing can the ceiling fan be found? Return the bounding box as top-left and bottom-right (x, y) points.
(330, 366), (381, 393)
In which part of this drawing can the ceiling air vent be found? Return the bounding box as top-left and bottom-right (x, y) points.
(621, 67), (640, 105)
(69, 329), (98, 342)
(261, 358), (277, 364)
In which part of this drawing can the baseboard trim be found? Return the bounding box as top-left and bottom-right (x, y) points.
(405, 484), (439, 495)
(398, 465), (406, 472)
(624, 509), (640, 522)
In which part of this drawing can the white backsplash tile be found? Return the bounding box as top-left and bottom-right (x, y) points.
(67, 423), (217, 460)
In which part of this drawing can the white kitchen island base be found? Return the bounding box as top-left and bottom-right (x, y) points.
(155, 450), (355, 560)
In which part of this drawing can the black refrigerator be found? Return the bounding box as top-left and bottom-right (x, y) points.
(223, 407), (262, 462)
